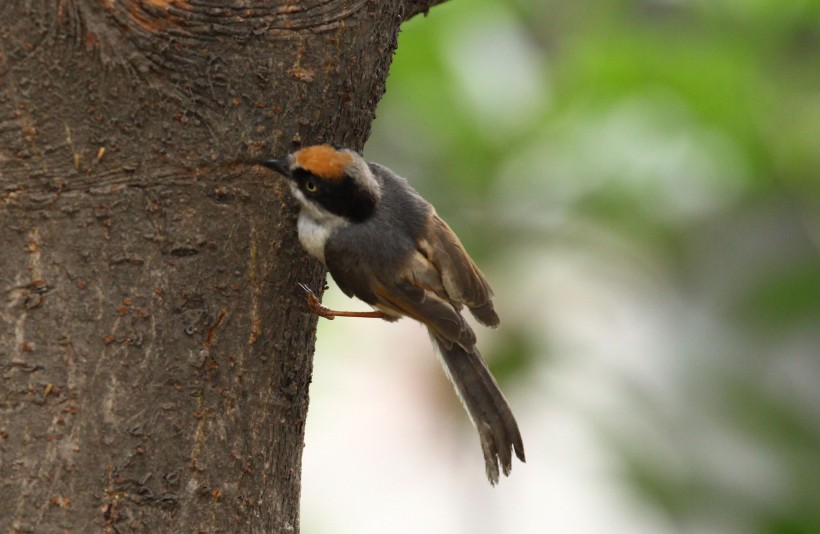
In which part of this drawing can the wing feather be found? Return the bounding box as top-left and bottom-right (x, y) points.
(324, 231), (474, 347)
(420, 214), (500, 327)
(371, 280), (475, 348)
(323, 205), (498, 339)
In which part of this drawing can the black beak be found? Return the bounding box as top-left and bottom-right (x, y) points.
(260, 158), (290, 177)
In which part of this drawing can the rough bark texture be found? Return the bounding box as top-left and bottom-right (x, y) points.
(0, 1), (413, 531)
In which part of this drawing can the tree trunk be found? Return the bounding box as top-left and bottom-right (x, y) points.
(0, 1), (425, 531)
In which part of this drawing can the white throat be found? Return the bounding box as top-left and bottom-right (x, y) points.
(290, 185), (348, 264)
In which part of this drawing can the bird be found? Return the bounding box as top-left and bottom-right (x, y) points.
(260, 144), (524, 484)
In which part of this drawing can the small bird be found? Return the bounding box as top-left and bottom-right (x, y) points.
(261, 144), (524, 484)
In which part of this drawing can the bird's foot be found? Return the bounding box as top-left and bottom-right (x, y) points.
(297, 283), (386, 320)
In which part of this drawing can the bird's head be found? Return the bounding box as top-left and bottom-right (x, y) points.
(262, 144), (381, 223)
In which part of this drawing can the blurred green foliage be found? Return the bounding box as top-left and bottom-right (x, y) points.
(367, 0), (820, 531)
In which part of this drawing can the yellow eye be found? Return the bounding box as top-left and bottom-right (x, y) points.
(305, 180), (318, 193)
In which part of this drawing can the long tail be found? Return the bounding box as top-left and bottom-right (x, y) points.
(431, 334), (525, 485)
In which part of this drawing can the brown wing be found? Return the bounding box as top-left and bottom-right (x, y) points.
(416, 213), (500, 327)
(324, 211), (498, 343)
(371, 279), (476, 349)
(324, 231), (475, 348)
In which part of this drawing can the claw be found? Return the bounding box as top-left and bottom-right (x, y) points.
(297, 282), (312, 293)
(296, 282), (334, 319)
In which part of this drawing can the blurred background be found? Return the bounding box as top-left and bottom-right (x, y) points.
(302, 0), (820, 532)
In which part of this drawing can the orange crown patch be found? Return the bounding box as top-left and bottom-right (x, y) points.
(293, 145), (352, 181)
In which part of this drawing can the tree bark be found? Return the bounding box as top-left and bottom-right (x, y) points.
(0, 1), (413, 531)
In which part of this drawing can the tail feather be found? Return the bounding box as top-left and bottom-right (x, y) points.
(431, 334), (525, 485)
(469, 301), (500, 328)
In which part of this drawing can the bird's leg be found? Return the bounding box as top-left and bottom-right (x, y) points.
(298, 283), (387, 320)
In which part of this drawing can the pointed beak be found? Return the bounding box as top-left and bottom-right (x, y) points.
(260, 158), (290, 177)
